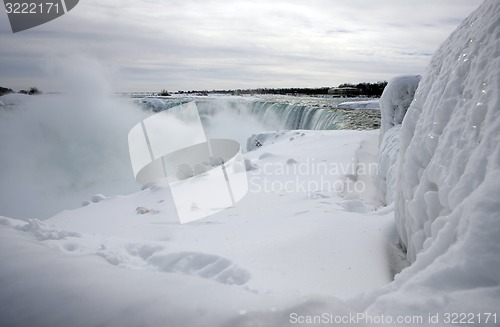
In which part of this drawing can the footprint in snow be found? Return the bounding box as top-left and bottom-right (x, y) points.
(294, 210), (309, 216)
(258, 152), (275, 160)
(339, 199), (369, 213)
(98, 246), (250, 286)
(148, 251), (250, 286)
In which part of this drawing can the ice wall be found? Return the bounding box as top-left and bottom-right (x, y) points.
(379, 75), (421, 141)
(377, 76), (420, 205)
(357, 0), (500, 316)
(395, 0), (500, 263)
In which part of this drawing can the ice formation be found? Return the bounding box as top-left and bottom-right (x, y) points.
(361, 0), (500, 316)
(395, 0), (500, 263)
(377, 75), (421, 205)
(379, 76), (421, 140)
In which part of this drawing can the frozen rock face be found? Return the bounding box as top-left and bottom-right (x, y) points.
(357, 1), (500, 316)
(395, 0), (500, 269)
(377, 125), (401, 205)
(377, 76), (421, 205)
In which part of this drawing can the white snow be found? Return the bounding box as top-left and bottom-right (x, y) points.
(0, 129), (398, 326)
(1, 0), (499, 325)
(377, 125), (401, 205)
(337, 99), (380, 110)
(377, 75), (421, 205)
(357, 0), (500, 318)
(395, 0), (500, 262)
(0, 93), (34, 106)
(44, 130), (393, 297)
(379, 75), (421, 140)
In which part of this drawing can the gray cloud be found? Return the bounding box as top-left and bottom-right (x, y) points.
(0, 0), (483, 91)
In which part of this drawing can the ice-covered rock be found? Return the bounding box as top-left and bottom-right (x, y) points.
(359, 0), (500, 317)
(244, 159), (258, 171)
(15, 219), (80, 241)
(176, 163), (194, 180)
(91, 194), (106, 203)
(395, 0), (500, 263)
(379, 75), (421, 140)
(377, 76), (421, 205)
(246, 131), (285, 151)
(377, 125), (401, 205)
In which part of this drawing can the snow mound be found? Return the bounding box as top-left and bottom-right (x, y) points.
(377, 76), (420, 205)
(247, 131), (284, 151)
(16, 219), (80, 241)
(91, 194), (106, 203)
(358, 0), (500, 317)
(0, 93), (34, 106)
(379, 75), (421, 140)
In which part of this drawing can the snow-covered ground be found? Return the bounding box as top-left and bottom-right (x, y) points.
(1, 0), (499, 326)
(1, 128), (401, 326)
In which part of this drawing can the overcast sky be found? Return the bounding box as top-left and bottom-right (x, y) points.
(0, 0), (483, 92)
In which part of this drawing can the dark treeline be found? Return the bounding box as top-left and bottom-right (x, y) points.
(0, 86), (14, 96)
(179, 87), (332, 96)
(0, 86), (42, 96)
(337, 82), (388, 97)
(1, 82), (388, 98)
(175, 81), (388, 97)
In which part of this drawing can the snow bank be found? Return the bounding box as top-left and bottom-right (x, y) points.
(357, 0), (500, 317)
(337, 99), (379, 110)
(0, 219), (268, 327)
(377, 76), (421, 205)
(0, 93), (35, 106)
